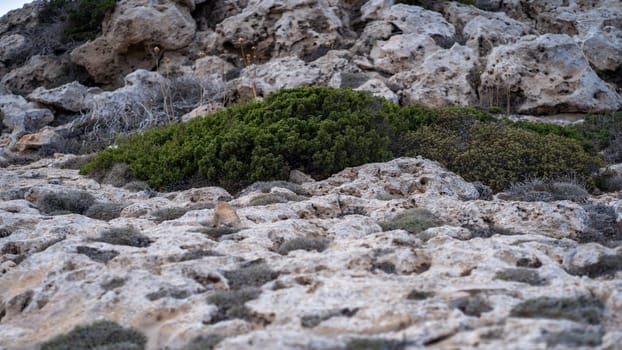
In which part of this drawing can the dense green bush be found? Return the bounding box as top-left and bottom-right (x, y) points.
(81, 87), (604, 193)
(40, 320), (146, 350)
(82, 87), (394, 191)
(40, 0), (117, 41)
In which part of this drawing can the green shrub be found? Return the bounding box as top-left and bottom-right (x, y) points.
(94, 227), (152, 247)
(40, 0), (118, 41)
(38, 190), (95, 215)
(81, 87), (394, 191)
(81, 87), (604, 194)
(406, 122), (602, 192)
(40, 320), (146, 350)
(510, 296), (605, 324)
(378, 208), (443, 235)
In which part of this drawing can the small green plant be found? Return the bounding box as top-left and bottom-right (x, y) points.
(509, 296), (605, 324)
(277, 237), (329, 255)
(94, 227), (152, 247)
(40, 320), (146, 350)
(378, 208), (443, 235)
(38, 190), (95, 215)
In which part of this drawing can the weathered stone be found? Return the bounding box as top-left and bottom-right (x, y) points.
(1, 55), (69, 95)
(479, 34), (621, 114)
(70, 0), (196, 85)
(28, 82), (92, 112)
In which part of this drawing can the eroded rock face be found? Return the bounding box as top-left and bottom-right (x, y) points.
(0, 157), (621, 349)
(480, 34), (621, 114)
(70, 0), (196, 85)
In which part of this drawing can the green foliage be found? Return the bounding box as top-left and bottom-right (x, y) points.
(41, 0), (118, 41)
(82, 87), (605, 194)
(40, 320), (146, 350)
(406, 122), (602, 192)
(378, 208), (443, 235)
(82, 87), (394, 192)
(510, 296), (605, 324)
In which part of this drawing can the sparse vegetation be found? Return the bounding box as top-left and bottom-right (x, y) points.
(182, 334), (225, 350)
(76, 246), (119, 264)
(565, 254), (622, 278)
(494, 268), (547, 286)
(207, 288), (261, 323)
(378, 208), (443, 235)
(510, 296), (605, 324)
(500, 178), (590, 203)
(94, 227), (152, 247)
(40, 320), (146, 350)
(277, 237), (329, 255)
(223, 262), (279, 290)
(151, 207), (190, 223)
(543, 327), (604, 347)
(40, 0), (118, 41)
(345, 338), (409, 350)
(579, 204), (622, 247)
(248, 192), (308, 206)
(37, 190), (95, 215)
(406, 289), (434, 300)
(84, 202), (126, 221)
(193, 226), (240, 241)
(451, 295), (492, 317)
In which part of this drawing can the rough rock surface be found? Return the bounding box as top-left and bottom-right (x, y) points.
(1, 157), (621, 349)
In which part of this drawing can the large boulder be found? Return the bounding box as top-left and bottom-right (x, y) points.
(390, 44), (478, 108)
(369, 33), (440, 75)
(385, 4), (456, 48)
(215, 0), (349, 63)
(1, 55), (72, 95)
(479, 34), (621, 114)
(0, 93), (54, 139)
(28, 82), (93, 113)
(70, 0), (196, 85)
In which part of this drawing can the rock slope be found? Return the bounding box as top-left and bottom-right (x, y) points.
(1, 156), (621, 349)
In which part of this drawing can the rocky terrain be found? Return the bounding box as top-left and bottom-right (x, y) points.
(1, 0), (622, 349)
(0, 156), (621, 349)
(0, 0), (621, 157)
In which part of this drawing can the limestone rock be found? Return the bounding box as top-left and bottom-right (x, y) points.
(0, 93), (54, 138)
(369, 33), (440, 75)
(13, 128), (62, 153)
(215, 0), (346, 63)
(1, 55), (70, 95)
(479, 34), (621, 114)
(385, 4), (456, 48)
(28, 82), (92, 112)
(354, 78), (398, 104)
(70, 0), (196, 85)
(391, 44), (478, 107)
